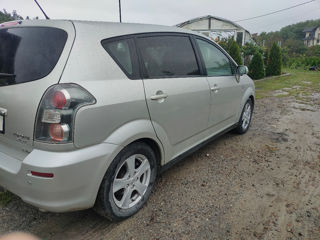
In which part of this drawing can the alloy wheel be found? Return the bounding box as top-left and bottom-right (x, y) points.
(242, 102), (252, 130)
(112, 154), (151, 209)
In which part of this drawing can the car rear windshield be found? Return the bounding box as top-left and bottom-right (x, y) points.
(0, 27), (67, 87)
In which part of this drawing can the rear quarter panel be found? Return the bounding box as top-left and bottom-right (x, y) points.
(60, 21), (158, 151)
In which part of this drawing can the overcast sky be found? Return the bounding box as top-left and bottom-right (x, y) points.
(2, 0), (320, 33)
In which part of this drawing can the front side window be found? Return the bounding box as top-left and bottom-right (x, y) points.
(136, 35), (200, 78)
(196, 39), (233, 77)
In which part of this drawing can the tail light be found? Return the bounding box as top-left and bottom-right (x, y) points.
(35, 84), (96, 143)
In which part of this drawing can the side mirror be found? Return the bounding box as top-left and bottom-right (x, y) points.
(238, 66), (248, 76)
(235, 65), (248, 82)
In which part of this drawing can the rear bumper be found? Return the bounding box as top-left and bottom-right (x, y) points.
(0, 143), (119, 212)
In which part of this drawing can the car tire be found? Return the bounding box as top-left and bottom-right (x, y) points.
(94, 142), (157, 221)
(235, 99), (253, 134)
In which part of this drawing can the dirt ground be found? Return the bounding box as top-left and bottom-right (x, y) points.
(1, 82), (320, 239)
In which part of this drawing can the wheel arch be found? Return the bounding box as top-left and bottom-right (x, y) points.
(237, 87), (255, 120)
(249, 95), (255, 109)
(130, 138), (162, 169)
(103, 119), (165, 166)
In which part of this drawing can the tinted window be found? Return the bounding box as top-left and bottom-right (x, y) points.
(196, 39), (233, 76)
(0, 27), (67, 86)
(102, 39), (133, 76)
(137, 35), (200, 78)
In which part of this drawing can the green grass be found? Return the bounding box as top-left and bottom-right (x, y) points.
(254, 69), (320, 99)
(0, 191), (13, 206)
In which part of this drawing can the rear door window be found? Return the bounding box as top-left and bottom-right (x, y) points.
(0, 27), (68, 86)
(136, 35), (200, 78)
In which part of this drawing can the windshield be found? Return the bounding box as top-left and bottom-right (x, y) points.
(0, 27), (67, 86)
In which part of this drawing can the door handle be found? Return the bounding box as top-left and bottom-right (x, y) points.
(210, 85), (220, 92)
(150, 93), (168, 100)
(0, 107), (7, 116)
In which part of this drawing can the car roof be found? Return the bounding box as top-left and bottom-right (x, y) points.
(10, 19), (205, 39)
(71, 20), (205, 38)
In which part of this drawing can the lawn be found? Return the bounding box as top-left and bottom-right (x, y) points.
(254, 69), (320, 99)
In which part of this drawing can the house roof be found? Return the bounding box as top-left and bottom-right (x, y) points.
(176, 15), (250, 33)
(303, 26), (319, 33)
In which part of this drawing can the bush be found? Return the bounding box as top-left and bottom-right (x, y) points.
(242, 42), (263, 66)
(229, 40), (243, 65)
(306, 46), (320, 57)
(287, 56), (320, 69)
(249, 52), (265, 80)
(266, 43), (282, 76)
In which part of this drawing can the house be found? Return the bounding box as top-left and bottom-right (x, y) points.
(303, 26), (320, 47)
(176, 15), (254, 46)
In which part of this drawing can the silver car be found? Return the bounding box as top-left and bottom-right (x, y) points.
(0, 20), (254, 220)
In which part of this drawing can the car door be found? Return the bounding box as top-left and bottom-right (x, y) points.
(136, 34), (211, 151)
(195, 38), (243, 128)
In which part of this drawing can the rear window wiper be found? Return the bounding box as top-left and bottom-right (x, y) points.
(0, 73), (16, 77)
(0, 73), (16, 86)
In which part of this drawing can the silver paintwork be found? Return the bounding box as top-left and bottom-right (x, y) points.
(0, 20), (255, 212)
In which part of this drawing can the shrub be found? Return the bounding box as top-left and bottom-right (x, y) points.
(266, 43), (282, 76)
(229, 40), (243, 65)
(242, 42), (263, 66)
(218, 40), (229, 52)
(306, 45), (320, 57)
(287, 56), (320, 70)
(249, 52), (265, 80)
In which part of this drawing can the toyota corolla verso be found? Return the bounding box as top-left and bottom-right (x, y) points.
(0, 20), (254, 221)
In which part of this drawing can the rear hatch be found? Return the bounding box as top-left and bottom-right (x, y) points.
(0, 20), (75, 159)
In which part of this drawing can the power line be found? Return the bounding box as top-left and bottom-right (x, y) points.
(234, 0), (316, 22)
(253, 6), (319, 33)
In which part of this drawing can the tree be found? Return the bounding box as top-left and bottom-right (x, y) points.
(266, 43), (282, 76)
(306, 46), (320, 57)
(248, 52), (265, 80)
(256, 18), (320, 57)
(242, 42), (263, 66)
(0, 10), (14, 23)
(284, 39), (306, 56)
(263, 48), (269, 67)
(0, 9), (23, 24)
(218, 38), (233, 53)
(228, 40), (242, 65)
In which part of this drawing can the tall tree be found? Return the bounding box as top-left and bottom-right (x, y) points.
(249, 52), (265, 80)
(229, 40), (242, 65)
(0, 9), (23, 23)
(263, 49), (269, 67)
(266, 43), (282, 76)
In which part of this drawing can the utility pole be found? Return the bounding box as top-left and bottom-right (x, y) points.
(119, 0), (122, 23)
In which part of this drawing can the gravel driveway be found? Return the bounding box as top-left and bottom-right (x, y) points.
(1, 86), (320, 239)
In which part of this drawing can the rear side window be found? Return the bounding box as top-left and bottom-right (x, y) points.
(102, 38), (135, 78)
(136, 35), (200, 78)
(0, 27), (67, 87)
(196, 39), (233, 77)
